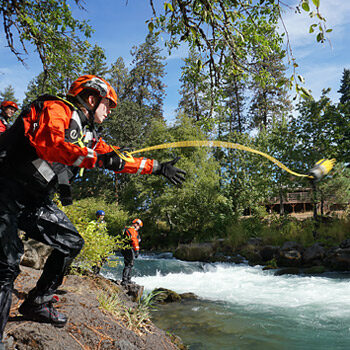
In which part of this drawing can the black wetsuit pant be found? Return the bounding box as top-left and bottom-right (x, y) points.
(121, 249), (135, 283)
(0, 177), (84, 341)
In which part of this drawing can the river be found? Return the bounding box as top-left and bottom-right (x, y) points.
(102, 253), (350, 350)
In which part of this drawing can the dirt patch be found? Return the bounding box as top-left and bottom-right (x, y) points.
(4, 266), (182, 349)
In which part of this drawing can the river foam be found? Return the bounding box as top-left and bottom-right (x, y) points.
(134, 263), (350, 325)
(102, 255), (350, 348)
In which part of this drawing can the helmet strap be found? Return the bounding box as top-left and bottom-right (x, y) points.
(0, 112), (9, 123)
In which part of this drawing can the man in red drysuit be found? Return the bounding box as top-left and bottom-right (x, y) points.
(0, 75), (186, 348)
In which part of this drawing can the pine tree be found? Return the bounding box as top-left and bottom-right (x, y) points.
(0, 85), (18, 104)
(101, 43), (167, 204)
(22, 73), (53, 106)
(220, 73), (247, 134)
(248, 52), (291, 130)
(109, 57), (129, 100)
(84, 45), (109, 77)
(128, 33), (166, 121)
(104, 33), (167, 149)
(177, 49), (212, 123)
(294, 88), (339, 163)
(338, 68), (350, 105)
(104, 57), (150, 149)
(336, 69), (350, 163)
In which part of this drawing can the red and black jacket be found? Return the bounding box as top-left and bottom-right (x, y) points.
(0, 95), (156, 203)
(0, 115), (9, 134)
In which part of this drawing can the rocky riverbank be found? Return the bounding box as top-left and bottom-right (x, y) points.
(173, 237), (350, 274)
(3, 240), (186, 350)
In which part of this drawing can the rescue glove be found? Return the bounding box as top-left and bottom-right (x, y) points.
(152, 157), (186, 185)
(97, 152), (125, 171)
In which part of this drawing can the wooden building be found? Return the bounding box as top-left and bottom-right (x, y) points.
(265, 188), (344, 214)
(266, 188), (313, 214)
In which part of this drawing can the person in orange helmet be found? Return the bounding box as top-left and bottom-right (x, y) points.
(0, 100), (18, 133)
(0, 75), (186, 346)
(121, 219), (143, 286)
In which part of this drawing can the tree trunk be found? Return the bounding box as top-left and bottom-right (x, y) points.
(166, 212), (173, 231)
(320, 192), (324, 216)
(311, 181), (319, 238)
(279, 188), (284, 216)
(312, 182), (317, 220)
(115, 175), (119, 206)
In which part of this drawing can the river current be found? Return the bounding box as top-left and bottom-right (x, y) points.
(102, 253), (350, 350)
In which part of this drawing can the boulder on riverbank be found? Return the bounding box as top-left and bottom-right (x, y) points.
(278, 249), (303, 267)
(173, 238), (350, 273)
(20, 239), (52, 270)
(303, 243), (325, 266)
(153, 288), (182, 303)
(152, 288), (198, 304)
(174, 243), (215, 262)
(324, 247), (350, 271)
(259, 245), (280, 262)
(174, 241), (244, 264)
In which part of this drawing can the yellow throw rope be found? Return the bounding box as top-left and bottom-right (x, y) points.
(110, 141), (336, 180)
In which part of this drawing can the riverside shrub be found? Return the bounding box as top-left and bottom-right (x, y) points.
(54, 195), (129, 271)
(226, 214), (350, 249)
(74, 220), (120, 271)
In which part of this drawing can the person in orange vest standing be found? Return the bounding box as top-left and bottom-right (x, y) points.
(121, 219), (143, 286)
(0, 101), (18, 133)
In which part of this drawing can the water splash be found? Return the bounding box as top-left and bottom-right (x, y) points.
(102, 254), (350, 349)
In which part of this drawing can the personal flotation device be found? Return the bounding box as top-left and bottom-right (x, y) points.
(0, 95), (101, 204)
(123, 226), (141, 252)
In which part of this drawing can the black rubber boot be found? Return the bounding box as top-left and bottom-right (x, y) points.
(121, 265), (133, 286)
(121, 278), (135, 286)
(0, 288), (13, 348)
(18, 299), (67, 328)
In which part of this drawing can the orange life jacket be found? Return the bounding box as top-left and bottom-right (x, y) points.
(124, 226), (140, 251)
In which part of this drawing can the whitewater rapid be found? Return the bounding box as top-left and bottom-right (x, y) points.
(131, 262), (350, 325)
(102, 255), (350, 348)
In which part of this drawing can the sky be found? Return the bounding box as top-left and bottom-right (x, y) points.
(0, 0), (349, 122)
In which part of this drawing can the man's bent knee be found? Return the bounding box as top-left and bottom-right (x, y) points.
(69, 236), (84, 258)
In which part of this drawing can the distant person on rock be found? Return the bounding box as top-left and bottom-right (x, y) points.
(0, 75), (186, 348)
(0, 101), (18, 134)
(121, 219), (143, 286)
